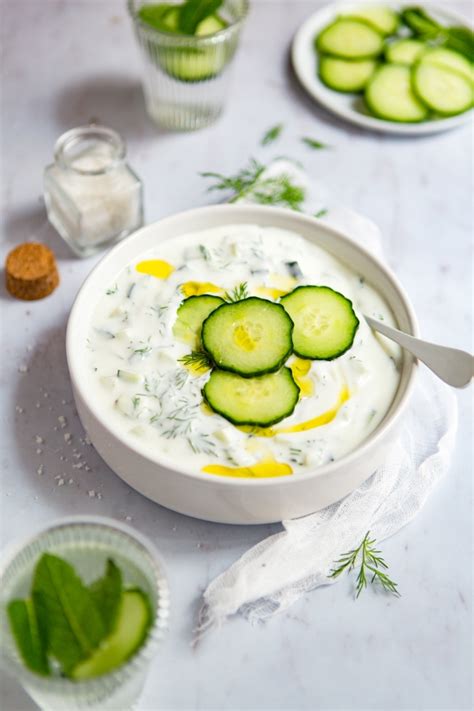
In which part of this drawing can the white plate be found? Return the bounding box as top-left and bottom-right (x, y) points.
(291, 1), (473, 135)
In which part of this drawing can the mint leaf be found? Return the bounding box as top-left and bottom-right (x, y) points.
(179, 0), (223, 34)
(89, 559), (123, 635)
(7, 598), (50, 676)
(32, 553), (106, 674)
(261, 124), (284, 146)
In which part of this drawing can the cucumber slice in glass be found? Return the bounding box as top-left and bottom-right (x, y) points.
(202, 297), (294, 377)
(385, 39), (426, 66)
(419, 47), (473, 83)
(203, 367), (300, 427)
(319, 56), (377, 92)
(343, 6), (399, 35)
(173, 295), (224, 347)
(316, 19), (384, 60)
(280, 286), (359, 360)
(71, 589), (152, 680)
(196, 14), (228, 36)
(413, 62), (473, 116)
(365, 64), (429, 122)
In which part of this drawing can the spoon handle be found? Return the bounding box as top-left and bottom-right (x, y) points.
(364, 316), (474, 389)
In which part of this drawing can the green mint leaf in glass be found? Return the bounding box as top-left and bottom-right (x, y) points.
(179, 0), (224, 35)
(89, 559), (123, 636)
(7, 598), (50, 676)
(261, 123), (284, 146)
(32, 553), (107, 674)
(301, 137), (328, 150)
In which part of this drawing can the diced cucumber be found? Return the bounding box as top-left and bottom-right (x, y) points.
(196, 14), (228, 36)
(343, 6), (399, 35)
(365, 64), (429, 122)
(319, 55), (377, 92)
(419, 47), (473, 83)
(173, 295), (224, 347)
(413, 62), (473, 116)
(385, 39), (426, 66)
(71, 589), (152, 680)
(316, 19), (384, 59)
(117, 369), (142, 383)
(201, 298), (294, 377)
(280, 286), (359, 360)
(203, 367), (300, 427)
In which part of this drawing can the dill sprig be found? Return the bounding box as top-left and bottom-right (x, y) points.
(329, 531), (400, 599)
(301, 137), (328, 150)
(178, 351), (213, 370)
(223, 282), (249, 302)
(261, 123), (284, 146)
(200, 158), (306, 211)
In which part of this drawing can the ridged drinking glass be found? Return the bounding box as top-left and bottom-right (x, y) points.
(128, 0), (249, 130)
(0, 516), (170, 711)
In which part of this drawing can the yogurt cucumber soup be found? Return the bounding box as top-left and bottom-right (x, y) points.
(87, 224), (401, 479)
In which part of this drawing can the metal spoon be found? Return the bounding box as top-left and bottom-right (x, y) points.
(365, 316), (474, 389)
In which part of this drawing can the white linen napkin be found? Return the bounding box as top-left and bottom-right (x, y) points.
(196, 161), (458, 632)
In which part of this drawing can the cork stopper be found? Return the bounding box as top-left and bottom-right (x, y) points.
(5, 243), (59, 300)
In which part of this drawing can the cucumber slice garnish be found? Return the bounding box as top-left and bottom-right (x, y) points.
(280, 286), (359, 360)
(319, 55), (377, 92)
(413, 62), (473, 116)
(202, 297), (294, 377)
(365, 64), (429, 122)
(203, 367), (300, 427)
(173, 295), (224, 347)
(196, 14), (227, 36)
(71, 589), (152, 680)
(419, 47), (473, 83)
(342, 6), (399, 35)
(385, 39), (426, 66)
(316, 18), (384, 60)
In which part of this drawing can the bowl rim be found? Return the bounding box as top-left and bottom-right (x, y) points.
(67, 204), (419, 488)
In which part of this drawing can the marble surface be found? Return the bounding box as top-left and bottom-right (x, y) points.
(1, 1), (472, 709)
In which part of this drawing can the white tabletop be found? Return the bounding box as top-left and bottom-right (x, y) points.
(1, 2), (472, 709)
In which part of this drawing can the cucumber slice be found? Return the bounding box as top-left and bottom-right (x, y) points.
(316, 19), (384, 59)
(202, 297), (294, 377)
(343, 6), (399, 35)
(385, 39), (426, 66)
(420, 47), (473, 83)
(319, 55), (377, 92)
(71, 590), (152, 680)
(173, 295), (224, 347)
(413, 62), (473, 116)
(365, 64), (429, 122)
(137, 4), (176, 32)
(203, 367), (300, 427)
(196, 14), (228, 36)
(280, 286), (359, 360)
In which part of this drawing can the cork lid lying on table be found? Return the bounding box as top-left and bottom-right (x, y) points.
(5, 242), (59, 300)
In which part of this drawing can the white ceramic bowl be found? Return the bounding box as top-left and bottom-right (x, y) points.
(67, 205), (418, 524)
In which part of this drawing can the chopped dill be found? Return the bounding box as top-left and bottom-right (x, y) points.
(106, 284), (118, 295)
(178, 351), (213, 370)
(314, 208), (328, 218)
(261, 123), (284, 146)
(301, 137), (328, 150)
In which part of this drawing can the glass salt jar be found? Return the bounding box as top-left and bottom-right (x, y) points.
(44, 125), (143, 257)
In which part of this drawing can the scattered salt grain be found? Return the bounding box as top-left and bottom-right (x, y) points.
(88, 490), (96, 498)
(15, 406), (24, 414)
(36, 402), (41, 408)
(58, 416), (67, 428)
(68, 478), (74, 485)
(64, 433), (72, 444)
(43, 392), (49, 398)
(35, 435), (44, 444)
(84, 465), (91, 472)
(57, 478), (65, 487)
(37, 465), (44, 475)
(36, 448), (42, 455)
(18, 365), (28, 373)
(125, 516), (132, 522)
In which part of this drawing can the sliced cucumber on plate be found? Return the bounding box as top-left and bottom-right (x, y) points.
(365, 64), (429, 122)
(203, 367), (300, 427)
(385, 38), (426, 65)
(419, 46), (474, 82)
(342, 6), (400, 35)
(316, 18), (384, 59)
(413, 63), (473, 116)
(319, 56), (377, 92)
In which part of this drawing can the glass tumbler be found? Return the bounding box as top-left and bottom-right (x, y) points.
(0, 516), (170, 711)
(128, 0), (249, 130)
